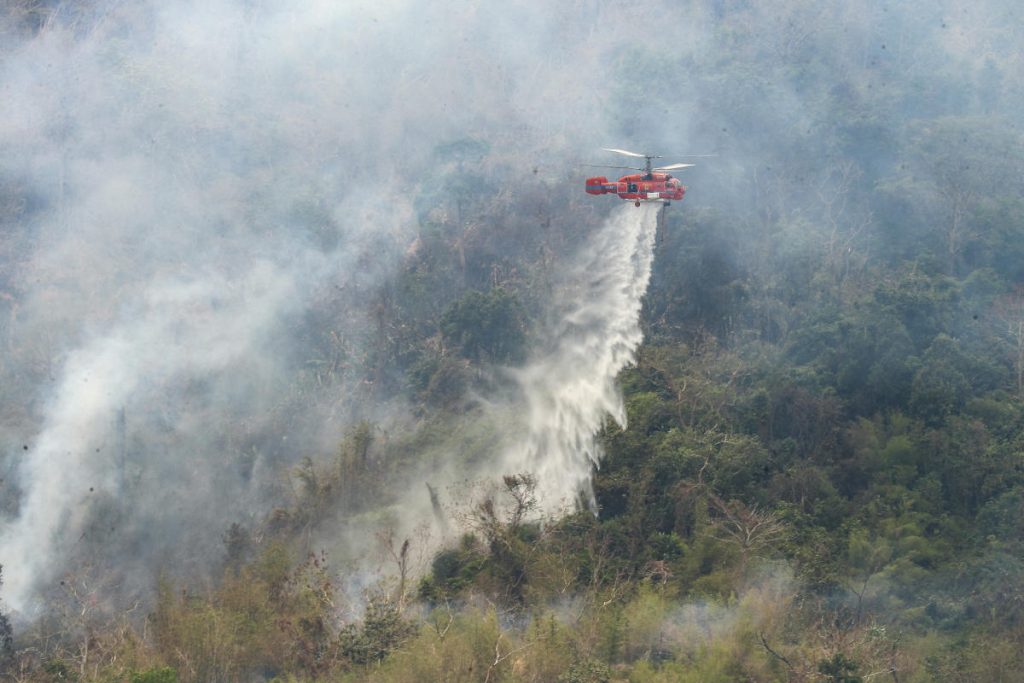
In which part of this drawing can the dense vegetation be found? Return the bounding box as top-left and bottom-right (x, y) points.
(4, 1), (1024, 681)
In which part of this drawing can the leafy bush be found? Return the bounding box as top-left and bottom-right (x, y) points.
(130, 667), (178, 683)
(338, 595), (416, 665)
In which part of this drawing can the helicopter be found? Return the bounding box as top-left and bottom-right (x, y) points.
(584, 148), (702, 207)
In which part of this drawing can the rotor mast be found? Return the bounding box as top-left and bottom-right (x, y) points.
(590, 148), (701, 181)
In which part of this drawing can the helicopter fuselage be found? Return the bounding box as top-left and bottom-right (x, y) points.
(585, 172), (686, 205)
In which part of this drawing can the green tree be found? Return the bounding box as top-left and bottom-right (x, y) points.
(441, 287), (526, 363)
(909, 335), (971, 422)
(818, 653), (862, 683)
(338, 594), (416, 665)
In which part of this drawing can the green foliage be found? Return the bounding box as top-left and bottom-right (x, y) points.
(621, 586), (672, 662)
(357, 608), (506, 683)
(420, 536), (487, 600)
(42, 659), (78, 681)
(338, 595), (416, 666)
(440, 287), (526, 363)
(408, 355), (469, 408)
(909, 335), (971, 421)
(150, 549), (341, 682)
(559, 658), (611, 683)
(130, 667), (178, 683)
(817, 653), (862, 683)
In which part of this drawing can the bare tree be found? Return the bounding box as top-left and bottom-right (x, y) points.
(705, 493), (785, 577)
(376, 529), (412, 610)
(990, 288), (1024, 398)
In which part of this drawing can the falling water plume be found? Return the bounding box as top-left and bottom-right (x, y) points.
(503, 203), (660, 513)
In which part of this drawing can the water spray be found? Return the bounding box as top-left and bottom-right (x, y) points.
(503, 203), (660, 513)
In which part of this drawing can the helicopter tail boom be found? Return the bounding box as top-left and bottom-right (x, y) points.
(585, 176), (616, 195)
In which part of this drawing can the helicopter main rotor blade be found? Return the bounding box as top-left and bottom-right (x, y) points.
(583, 164), (644, 171)
(602, 147), (651, 158)
(654, 163), (696, 171)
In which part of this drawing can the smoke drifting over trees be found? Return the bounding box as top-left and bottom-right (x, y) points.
(1, 0), (1024, 679)
(0, 0), (708, 615)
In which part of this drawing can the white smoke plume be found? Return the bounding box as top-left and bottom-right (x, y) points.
(0, 0), (707, 615)
(503, 203), (660, 512)
(2, 266), (296, 611)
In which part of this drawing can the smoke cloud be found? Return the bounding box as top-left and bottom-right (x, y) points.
(0, 0), (707, 613)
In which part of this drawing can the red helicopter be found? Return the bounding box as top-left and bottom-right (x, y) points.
(585, 148), (698, 206)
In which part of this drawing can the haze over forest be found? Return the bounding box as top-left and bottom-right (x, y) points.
(1, 1), (1024, 681)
